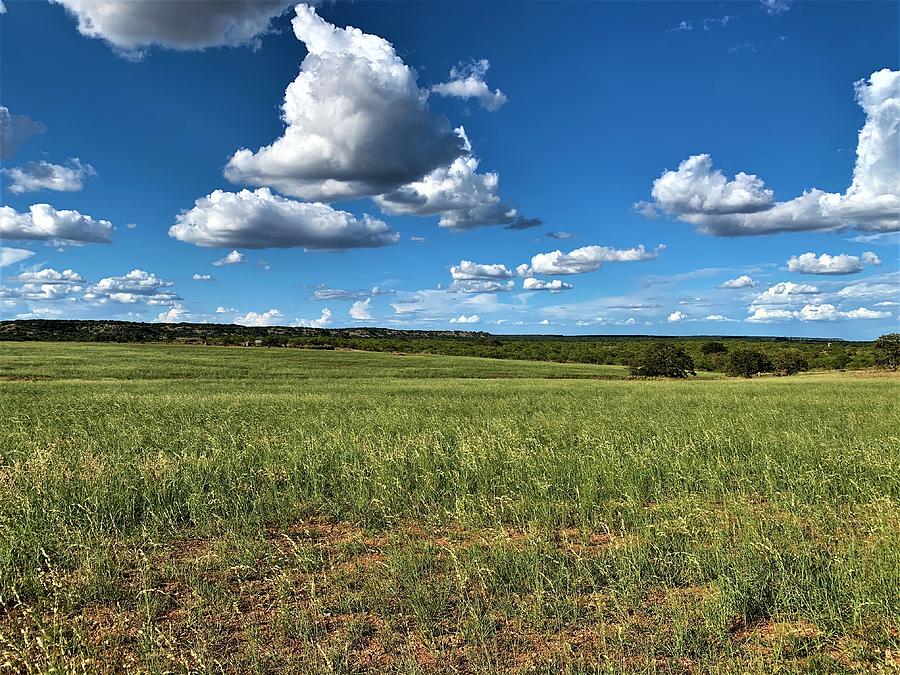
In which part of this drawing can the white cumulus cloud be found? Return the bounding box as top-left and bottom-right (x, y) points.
(522, 278), (573, 292)
(0, 204), (113, 244)
(518, 244), (664, 276)
(192, 273), (213, 281)
(349, 298), (372, 320)
(294, 307), (332, 328)
(747, 303), (889, 322)
(171, 188), (400, 249)
(449, 314), (480, 324)
(431, 59), (507, 111)
(235, 308), (284, 326)
(752, 281), (819, 305)
(786, 251), (881, 275)
(51, 0), (294, 56)
(212, 250), (247, 266)
(223, 5), (464, 201)
(375, 147), (539, 231)
(719, 274), (757, 288)
(3, 158), (95, 194)
(637, 70), (900, 235)
(156, 304), (190, 323)
(84, 269), (180, 306)
(668, 310), (686, 322)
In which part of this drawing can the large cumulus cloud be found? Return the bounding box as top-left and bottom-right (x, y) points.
(637, 69), (899, 235)
(224, 5), (465, 201)
(51, 0), (294, 56)
(169, 188), (399, 250)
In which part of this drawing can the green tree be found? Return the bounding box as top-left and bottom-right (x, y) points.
(629, 342), (695, 378)
(725, 348), (774, 378)
(873, 333), (900, 371)
(700, 341), (728, 355)
(772, 350), (809, 376)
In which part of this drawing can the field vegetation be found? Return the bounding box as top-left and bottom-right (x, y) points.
(0, 342), (898, 673)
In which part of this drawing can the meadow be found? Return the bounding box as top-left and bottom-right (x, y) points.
(0, 342), (897, 673)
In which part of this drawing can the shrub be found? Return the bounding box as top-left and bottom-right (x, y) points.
(726, 348), (773, 378)
(874, 333), (900, 371)
(629, 342), (695, 378)
(773, 350), (809, 376)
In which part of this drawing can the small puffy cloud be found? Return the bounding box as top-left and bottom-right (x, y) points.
(719, 274), (757, 288)
(450, 259), (516, 292)
(786, 251), (881, 275)
(522, 278), (573, 292)
(235, 308), (284, 326)
(637, 70), (900, 235)
(212, 250), (246, 266)
(375, 149), (539, 231)
(449, 314), (480, 324)
(752, 281), (819, 305)
(431, 59), (507, 111)
(519, 244), (663, 276)
(0, 106), (45, 159)
(192, 273), (213, 281)
(215, 306), (236, 314)
(3, 158), (95, 194)
(51, 0), (294, 56)
(84, 269), (180, 306)
(156, 304), (189, 323)
(294, 307), (332, 328)
(0, 204), (113, 244)
(669, 20), (692, 32)
(411, 235), (426, 243)
(704, 314), (731, 321)
(224, 5), (463, 201)
(668, 310), (686, 322)
(861, 251), (882, 265)
(0, 246), (35, 267)
(171, 188), (399, 250)
(450, 260), (515, 280)
(13, 268), (85, 284)
(745, 306), (798, 323)
(349, 298), (372, 320)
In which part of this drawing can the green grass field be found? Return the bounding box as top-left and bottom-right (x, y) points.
(1, 342), (898, 673)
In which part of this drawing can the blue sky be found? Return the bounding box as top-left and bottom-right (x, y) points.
(1, 0), (897, 337)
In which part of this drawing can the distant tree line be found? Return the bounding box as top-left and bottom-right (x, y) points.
(0, 320), (893, 376)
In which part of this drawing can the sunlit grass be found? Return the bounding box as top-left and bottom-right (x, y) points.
(0, 342), (897, 672)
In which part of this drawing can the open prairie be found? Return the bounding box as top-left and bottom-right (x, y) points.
(1, 342), (898, 673)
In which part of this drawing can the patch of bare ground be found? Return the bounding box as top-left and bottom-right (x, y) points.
(0, 517), (885, 673)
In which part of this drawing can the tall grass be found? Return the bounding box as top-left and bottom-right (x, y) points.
(0, 342), (897, 672)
